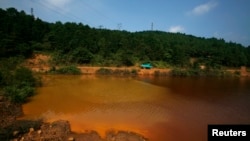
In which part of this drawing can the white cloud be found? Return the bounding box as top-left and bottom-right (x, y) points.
(43, 0), (72, 9)
(169, 25), (185, 33)
(189, 1), (218, 16)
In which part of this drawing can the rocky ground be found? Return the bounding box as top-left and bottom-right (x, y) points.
(0, 95), (147, 141)
(0, 95), (23, 128)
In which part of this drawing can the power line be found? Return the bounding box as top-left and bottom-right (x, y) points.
(30, 0), (122, 30)
(79, 1), (116, 23)
(30, 0), (93, 25)
(78, 1), (120, 28)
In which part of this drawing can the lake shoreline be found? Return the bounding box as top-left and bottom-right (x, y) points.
(0, 95), (148, 141)
(25, 53), (250, 77)
(28, 65), (250, 77)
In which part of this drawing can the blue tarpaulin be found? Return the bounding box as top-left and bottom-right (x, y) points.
(140, 63), (152, 69)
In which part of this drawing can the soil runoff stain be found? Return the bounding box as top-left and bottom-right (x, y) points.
(22, 75), (250, 141)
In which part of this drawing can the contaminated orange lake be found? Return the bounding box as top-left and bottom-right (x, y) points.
(22, 75), (250, 141)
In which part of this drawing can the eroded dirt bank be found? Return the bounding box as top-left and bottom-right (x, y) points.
(25, 53), (250, 77)
(24, 53), (171, 76)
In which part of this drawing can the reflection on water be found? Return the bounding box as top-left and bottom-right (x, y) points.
(22, 75), (250, 141)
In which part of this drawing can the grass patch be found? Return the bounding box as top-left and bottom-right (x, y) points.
(96, 68), (138, 76)
(48, 65), (81, 75)
(96, 68), (112, 75)
(151, 61), (171, 68)
(170, 68), (237, 77)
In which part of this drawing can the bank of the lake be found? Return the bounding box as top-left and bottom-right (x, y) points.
(0, 94), (147, 141)
(24, 53), (250, 77)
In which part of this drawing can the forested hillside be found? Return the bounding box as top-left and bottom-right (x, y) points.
(1, 7), (250, 68)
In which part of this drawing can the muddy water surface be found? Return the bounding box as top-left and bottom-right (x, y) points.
(22, 75), (250, 141)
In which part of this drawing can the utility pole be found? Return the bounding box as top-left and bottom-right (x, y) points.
(151, 22), (154, 31)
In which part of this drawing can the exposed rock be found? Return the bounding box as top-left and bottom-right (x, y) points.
(12, 120), (70, 141)
(8, 121), (147, 141)
(106, 131), (148, 141)
(40, 120), (71, 140)
(68, 136), (74, 141)
(70, 130), (103, 141)
(13, 130), (19, 136)
(37, 129), (42, 135)
(29, 128), (34, 133)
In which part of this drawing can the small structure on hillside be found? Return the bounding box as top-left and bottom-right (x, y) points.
(140, 63), (153, 69)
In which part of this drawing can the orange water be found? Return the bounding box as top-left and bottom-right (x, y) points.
(22, 75), (250, 141)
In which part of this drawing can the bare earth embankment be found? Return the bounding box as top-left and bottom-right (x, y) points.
(25, 53), (249, 76)
(25, 53), (171, 76)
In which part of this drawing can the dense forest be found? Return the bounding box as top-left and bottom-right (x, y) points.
(1, 7), (250, 68)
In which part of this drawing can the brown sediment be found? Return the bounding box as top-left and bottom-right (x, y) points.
(0, 95), (147, 141)
(24, 53), (51, 72)
(9, 120), (148, 141)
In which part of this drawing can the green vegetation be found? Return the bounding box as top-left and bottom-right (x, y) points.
(1, 7), (250, 78)
(48, 65), (81, 75)
(170, 68), (233, 77)
(154, 70), (169, 77)
(96, 68), (138, 76)
(0, 57), (41, 103)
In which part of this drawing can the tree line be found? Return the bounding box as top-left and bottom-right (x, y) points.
(1, 7), (250, 68)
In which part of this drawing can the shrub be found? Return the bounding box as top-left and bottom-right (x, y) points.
(170, 68), (189, 77)
(0, 66), (40, 103)
(96, 68), (138, 76)
(170, 67), (238, 77)
(13, 67), (37, 87)
(4, 85), (34, 103)
(2, 67), (37, 103)
(151, 61), (170, 68)
(96, 68), (112, 75)
(49, 65), (81, 75)
(234, 71), (241, 76)
(131, 69), (138, 75)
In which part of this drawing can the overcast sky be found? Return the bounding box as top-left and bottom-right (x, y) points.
(1, 0), (250, 46)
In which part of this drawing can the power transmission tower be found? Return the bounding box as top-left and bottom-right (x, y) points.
(151, 22), (154, 31)
(99, 25), (104, 29)
(31, 8), (34, 17)
(117, 23), (122, 30)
